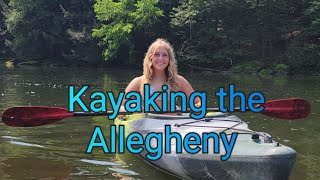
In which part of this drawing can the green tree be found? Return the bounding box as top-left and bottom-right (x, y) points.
(306, 0), (320, 37)
(6, 0), (68, 61)
(0, 0), (12, 59)
(92, 0), (163, 63)
(59, 0), (102, 64)
(170, 0), (316, 73)
(289, 0), (320, 72)
(170, 0), (257, 69)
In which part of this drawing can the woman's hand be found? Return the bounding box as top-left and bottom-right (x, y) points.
(195, 101), (201, 108)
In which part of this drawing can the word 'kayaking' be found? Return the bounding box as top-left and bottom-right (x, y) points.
(69, 84), (265, 119)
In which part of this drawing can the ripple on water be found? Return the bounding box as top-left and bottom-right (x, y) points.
(108, 167), (139, 175)
(70, 167), (89, 176)
(80, 159), (121, 166)
(1, 136), (24, 140)
(9, 140), (44, 148)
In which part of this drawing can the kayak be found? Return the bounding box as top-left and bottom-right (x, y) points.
(114, 113), (296, 180)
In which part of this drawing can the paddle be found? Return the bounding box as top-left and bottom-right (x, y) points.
(1, 98), (310, 127)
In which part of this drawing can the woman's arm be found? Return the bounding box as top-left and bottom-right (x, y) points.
(177, 75), (201, 107)
(119, 76), (142, 112)
(178, 75), (201, 107)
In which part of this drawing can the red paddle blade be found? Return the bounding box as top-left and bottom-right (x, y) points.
(2, 106), (73, 127)
(262, 98), (311, 120)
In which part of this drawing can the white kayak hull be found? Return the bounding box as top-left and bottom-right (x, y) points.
(114, 113), (296, 180)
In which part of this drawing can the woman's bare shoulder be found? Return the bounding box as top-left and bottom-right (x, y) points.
(176, 75), (189, 84)
(177, 74), (188, 80)
(126, 75), (144, 91)
(176, 75), (190, 90)
(131, 75), (144, 83)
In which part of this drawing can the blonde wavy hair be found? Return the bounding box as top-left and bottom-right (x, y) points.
(140, 38), (178, 93)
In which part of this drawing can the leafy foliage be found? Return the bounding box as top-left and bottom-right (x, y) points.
(92, 0), (163, 61)
(0, 0), (319, 72)
(0, 0), (12, 58)
(6, 0), (67, 61)
(307, 0), (320, 36)
(274, 63), (289, 73)
(168, 0), (319, 73)
(59, 0), (102, 63)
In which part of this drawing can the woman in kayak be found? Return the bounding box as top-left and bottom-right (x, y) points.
(121, 38), (201, 113)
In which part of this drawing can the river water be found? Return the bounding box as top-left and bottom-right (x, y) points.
(0, 65), (319, 179)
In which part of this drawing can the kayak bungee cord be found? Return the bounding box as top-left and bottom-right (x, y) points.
(191, 125), (271, 140)
(172, 117), (273, 141)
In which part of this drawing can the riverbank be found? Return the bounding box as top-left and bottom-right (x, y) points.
(2, 58), (319, 76)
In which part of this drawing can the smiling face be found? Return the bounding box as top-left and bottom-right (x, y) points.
(151, 46), (170, 71)
(142, 38), (178, 90)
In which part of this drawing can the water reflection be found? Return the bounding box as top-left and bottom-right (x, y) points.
(0, 65), (319, 179)
(4, 61), (14, 70)
(9, 140), (44, 148)
(0, 157), (71, 179)
(80, 159), (122, 166)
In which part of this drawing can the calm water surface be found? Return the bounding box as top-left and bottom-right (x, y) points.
(0, 65), (319, 179)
